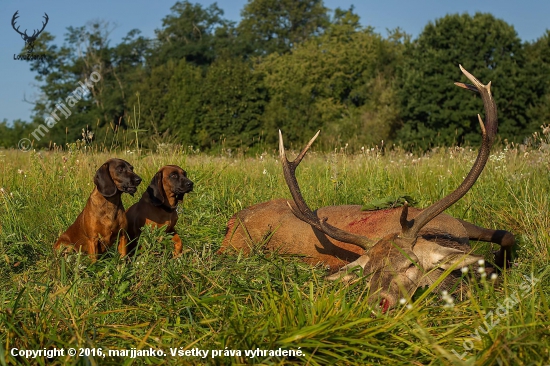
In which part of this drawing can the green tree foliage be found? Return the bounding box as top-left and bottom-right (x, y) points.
(162, 60), (204, 146)
(256, 8), (403, 148)
(525, 30), (550, 129)
(0, 120), (36, 149)
(396, 13), (537, 150)
(3, 3), (550, 152)
(151, 1), (238, 66)
(238, 0), (330, 55)
(134, 57), (267, 151)
(192, 57), (267, 150)
(25, 23), (148, 148)
(128, 59), (188, 146)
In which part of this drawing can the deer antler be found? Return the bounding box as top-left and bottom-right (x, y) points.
(279, 65), (496, 253)
(11, 11), (26, 38)
(279, 130), (375, 250)
(276, 65), (498, 311)
(34, 13), (49, 38)
(11, 11), (49, 41)
(399, 64), (497, 240)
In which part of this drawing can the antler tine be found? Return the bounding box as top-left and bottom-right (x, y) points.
(400, 65), (497, 239)
(30, 13), (49, 39)
(11, 11), (26, 37)
(279, 129), (319, 168)
(39, 13), (49, 33)
(279, 130), (374, 250)
(11, 11), (19, 25)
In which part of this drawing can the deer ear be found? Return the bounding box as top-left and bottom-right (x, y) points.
(147, 171), (165, 206)
(94, 163), (117, 197)
(416, 241), (482, 270)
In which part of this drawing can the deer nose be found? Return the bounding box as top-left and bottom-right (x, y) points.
(379, 298), (391, 313)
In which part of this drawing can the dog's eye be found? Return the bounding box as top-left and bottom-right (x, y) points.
(117, 166), (124, 172)
(170, 173), (178, 179)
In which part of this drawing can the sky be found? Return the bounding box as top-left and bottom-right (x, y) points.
(1, 0), (549, 125)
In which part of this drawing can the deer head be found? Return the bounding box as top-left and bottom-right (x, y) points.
(279, 65), (498, 311)
(12, 11), (49, 54)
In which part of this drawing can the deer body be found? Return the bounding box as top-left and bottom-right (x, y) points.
(221, 199), (471, 271)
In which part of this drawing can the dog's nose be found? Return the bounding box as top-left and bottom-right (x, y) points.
(134, 176), (142, 185)
(185, 180), (194, 189)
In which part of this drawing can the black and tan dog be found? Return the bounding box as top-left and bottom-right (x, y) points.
(126, 165), (194, 256)
(54, 158), (142, 260)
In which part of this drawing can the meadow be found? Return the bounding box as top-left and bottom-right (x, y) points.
(0, 131), (549, 365)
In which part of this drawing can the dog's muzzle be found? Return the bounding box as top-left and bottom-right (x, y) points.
(174, 180), (193, 201)
(125, 176), (142, 195)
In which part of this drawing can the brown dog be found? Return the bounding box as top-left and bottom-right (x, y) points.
(126, 165), (194, 256)
(54, 158), (142, 259)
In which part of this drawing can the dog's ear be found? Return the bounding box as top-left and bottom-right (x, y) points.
(147, 170), (165, 206)
(94, 162), (118, 197)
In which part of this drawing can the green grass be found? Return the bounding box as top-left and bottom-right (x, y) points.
(0, 137), (549, 365)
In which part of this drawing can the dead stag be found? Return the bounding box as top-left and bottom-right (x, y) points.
(220, 65), (514, 310)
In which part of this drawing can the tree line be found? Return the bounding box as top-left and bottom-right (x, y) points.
(2, 0), (549, 152)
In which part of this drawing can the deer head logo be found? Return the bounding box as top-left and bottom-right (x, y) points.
(12, 10), (49, 54)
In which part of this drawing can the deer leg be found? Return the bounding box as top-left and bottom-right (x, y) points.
(458, 219), (515, 268)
